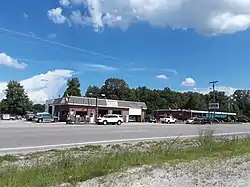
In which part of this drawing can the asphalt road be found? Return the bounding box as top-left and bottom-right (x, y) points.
(1, 120), (250, 154)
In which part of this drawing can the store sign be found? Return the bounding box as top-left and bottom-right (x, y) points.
(106, 100), (118, 107)
(129, 108), (141, 115)
(208, 103), (219, 110)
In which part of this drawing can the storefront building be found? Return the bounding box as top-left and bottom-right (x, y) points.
(45, 96), (147, 122)
(155, 109), (236, 121)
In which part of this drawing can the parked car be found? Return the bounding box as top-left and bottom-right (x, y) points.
(26, 113), (35, 121)
(186, 117), (197, 124)
(192, 117), (219, 124)
(145, 116), (157, 123)
(10, 115), (16, 120)
(96, 114), (124, 125)
(33, 113), (59, 123)
(160, 116), (177, 124)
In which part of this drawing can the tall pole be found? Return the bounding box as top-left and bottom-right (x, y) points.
(95, 96), (98, 121)
(209, 80), (218, 119)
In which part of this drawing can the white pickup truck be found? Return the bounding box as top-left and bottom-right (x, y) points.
(160, 116), (177, 124)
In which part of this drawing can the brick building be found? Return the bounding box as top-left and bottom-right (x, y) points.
(45, 96), (147, 123)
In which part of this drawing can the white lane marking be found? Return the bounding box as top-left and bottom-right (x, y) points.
(0, 131), (249, 152)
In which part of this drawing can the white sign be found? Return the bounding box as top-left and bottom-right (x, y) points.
(209, 103), (219, 110)
(129, 108), (141, 115)
(106, 100), (118, 107)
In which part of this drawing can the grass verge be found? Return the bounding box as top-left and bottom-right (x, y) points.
(1, 133), (250, 187)
(0, 154), (18, 163)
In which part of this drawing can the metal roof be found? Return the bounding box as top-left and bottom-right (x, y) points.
(50, 96), (147, 109)
(155, 109), (236, 116)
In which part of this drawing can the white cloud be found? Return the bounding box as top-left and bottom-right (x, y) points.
(0, 69), (73, 104)
(0, 53), (27, 69)
(183, 86), (237, 96)
(51, 0), (250, 34)
(60, 0), (70, 6)
(70, 10), (86, 25)
(156, 74), (168, 80)
(60, 0), (84, 6)
(182, 78), (196, 86)
(23, 13), (28, 20)
(83, 64), (117, 71)
(164, 69), (178, 74)
(47, 7), (67, 24)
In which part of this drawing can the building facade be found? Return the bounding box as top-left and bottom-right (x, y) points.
(45, 96), (147, 123)
(155, 109), (236, 121)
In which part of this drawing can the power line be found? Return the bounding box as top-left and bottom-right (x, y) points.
(0, 27), (120, 61)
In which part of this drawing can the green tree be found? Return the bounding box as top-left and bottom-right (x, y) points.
(32, 104), (45, 113)
(0, 100), (8, 114)
(4, 80), (31, 115)
(184, 92), (207, 110)
(63, 77), (81, 97)
(102, 78), (130, 100)
(85, 86), (100, 97)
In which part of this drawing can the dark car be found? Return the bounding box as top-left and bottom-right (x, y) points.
(33, 113), (59, 123)
(192, 117), (213, 124)
(145, 116), (157, 123)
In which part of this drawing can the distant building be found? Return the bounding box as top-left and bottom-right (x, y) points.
(45, 96), (147, 123)
(155, 109), (236, 121)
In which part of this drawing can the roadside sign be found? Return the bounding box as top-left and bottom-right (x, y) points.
(208, 102), (219, 110)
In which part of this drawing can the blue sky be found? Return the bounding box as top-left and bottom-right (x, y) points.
(1, 0), (250, 103)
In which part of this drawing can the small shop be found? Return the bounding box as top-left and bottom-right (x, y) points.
(45, 96), (147, 123)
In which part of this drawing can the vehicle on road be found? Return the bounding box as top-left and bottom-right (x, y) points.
(191, 117), (220, 124)
(1, 114), (11, 120)
(192, 117), (211, 124)
(96, 114), (124, 125)
(145, 116), (157, 123)
(33, 113), (59, 123)
(186, 117), (197, 124)
(160, 116), (177, 124)
(10, 115), (16, 120)
(26, 113), (35, 121)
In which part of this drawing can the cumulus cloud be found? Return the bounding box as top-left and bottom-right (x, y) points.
(0, 53), (27, 69)
(182, 78), (196, 86)
(156, 75), (168, 80)
(49, 0), (250, 34)
(47, 7), (67, 24)
(0, 69), (73, 104)
(60, 0), (70, 6)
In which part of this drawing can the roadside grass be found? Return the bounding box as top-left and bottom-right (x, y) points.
(0, 154), (18, 163)
(1, 131), (250, 187)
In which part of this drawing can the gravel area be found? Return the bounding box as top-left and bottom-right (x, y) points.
(77, 156), (250, 187)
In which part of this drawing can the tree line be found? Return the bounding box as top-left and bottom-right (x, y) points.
(1, 77), (250, 121)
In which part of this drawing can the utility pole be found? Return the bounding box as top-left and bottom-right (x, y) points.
(209, 80), (218, 119)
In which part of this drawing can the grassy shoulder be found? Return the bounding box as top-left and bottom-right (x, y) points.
(1, 132), (250, 187)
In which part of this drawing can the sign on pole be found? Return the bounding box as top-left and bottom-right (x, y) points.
(208, 102), (219, 110)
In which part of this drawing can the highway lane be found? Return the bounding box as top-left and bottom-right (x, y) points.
(1, 122), (250, 154)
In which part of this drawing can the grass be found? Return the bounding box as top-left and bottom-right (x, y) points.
(1, 131), (250, 187)
(0, 154), (18, 163)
